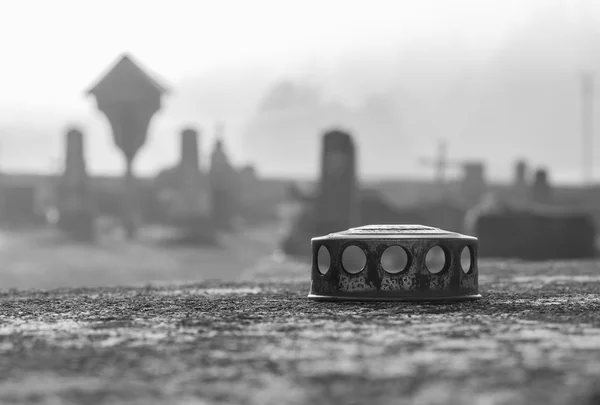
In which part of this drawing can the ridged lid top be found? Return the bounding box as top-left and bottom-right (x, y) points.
(312, 224), (476, 240)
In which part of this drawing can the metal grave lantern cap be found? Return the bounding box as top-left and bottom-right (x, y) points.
(308, 224), (481, 302)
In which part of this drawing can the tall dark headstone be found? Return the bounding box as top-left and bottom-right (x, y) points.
(531, 168), (552, 204)
(86, 53), (168, 239)
(314, 129), (359, 235)
(57, 128), (95, 241)
(514, 160), (528, 188)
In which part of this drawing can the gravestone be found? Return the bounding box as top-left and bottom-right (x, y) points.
(531, 168), (552, 204)
(57, 128), (95, 241)
(86, 54), (168, 239)
(474, 209), (595, 260)
(178, 128), (211, 217)
(513, 160), (530, 204)
(465, 191), (595, 260)
(170, 128), (215, 244)
(514, 160), (528, 188)
(314, 129), (359, 235)
(281, 129), (361, 258)
(209, 136), (239, 230)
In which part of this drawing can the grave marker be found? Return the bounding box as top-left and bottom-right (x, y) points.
(177, 128), (211, 217)
(86, 53), (168, 239)
(314, 129), (359, 235)
(57, 127), (95, 241)
(209, 133), (239, 230)
(531, 168), (552, 204)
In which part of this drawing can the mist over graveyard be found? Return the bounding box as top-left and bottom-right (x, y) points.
(0, 0), (599, 288)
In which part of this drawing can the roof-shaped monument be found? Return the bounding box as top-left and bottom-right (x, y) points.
(86, 53), (169, 101)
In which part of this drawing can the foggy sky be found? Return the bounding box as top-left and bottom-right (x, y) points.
(1, 0), (599, 185)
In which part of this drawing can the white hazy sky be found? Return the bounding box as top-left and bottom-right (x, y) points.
(0, 0), (597, 182)
(1, 0), (541, 88)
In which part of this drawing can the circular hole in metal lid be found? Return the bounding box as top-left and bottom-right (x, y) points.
(317, 245), (331, 275)
(425, 245), (447, 274)
(460, 246), (472, 273)
(342, 245), (366, 274)
(381, 245), (409, 274)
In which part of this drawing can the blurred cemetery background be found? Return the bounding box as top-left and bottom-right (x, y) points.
(1, 0), (600, 290)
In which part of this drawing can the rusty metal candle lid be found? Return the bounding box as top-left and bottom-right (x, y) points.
(308, 224), (481, 302)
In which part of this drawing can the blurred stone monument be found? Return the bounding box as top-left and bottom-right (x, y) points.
(514, 160), (528, 188)
(281, 129), (361, 257)
(314, 129), (359, 235)
(531, 168), (552, 204)
(512, 159), (530, 204)
(282, 129), (412, 258)
(209, 125), (239, 230)
(465, 167), (594, 260)
(470, 204), (595, 260)
(178, 128), (211, 216)
(86, 53), (168, 239)
(57, 127), (95, 242)
(170, 128), (215, 244)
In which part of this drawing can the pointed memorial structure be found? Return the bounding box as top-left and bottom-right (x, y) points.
(86, 53), (168, 239)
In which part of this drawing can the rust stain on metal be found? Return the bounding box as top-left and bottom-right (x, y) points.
(308, 224), (481, 302)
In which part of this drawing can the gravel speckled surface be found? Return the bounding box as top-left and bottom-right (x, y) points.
(1, 258), (600, 405)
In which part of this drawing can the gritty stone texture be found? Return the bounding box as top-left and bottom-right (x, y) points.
(1, 259), (600, 405)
